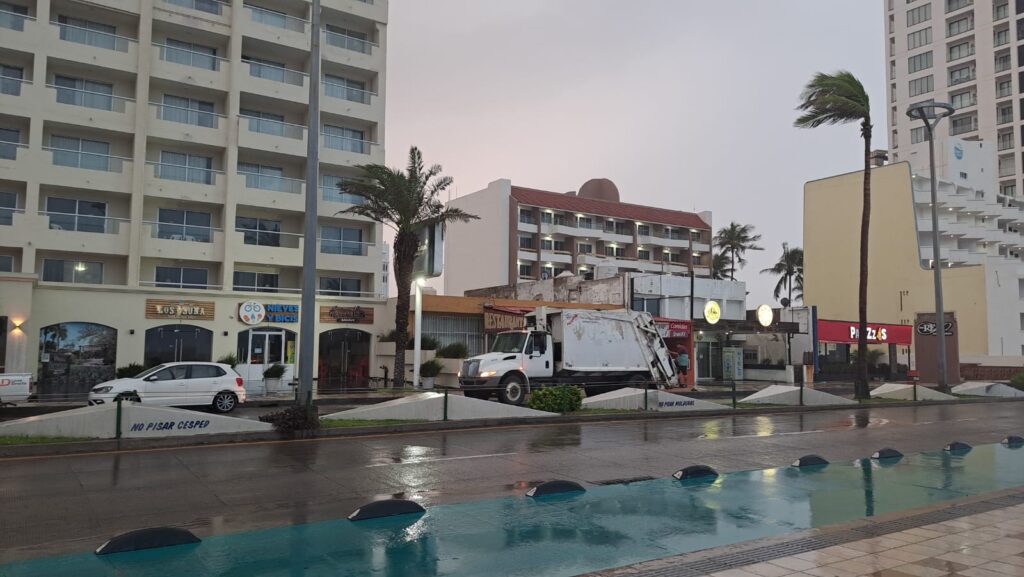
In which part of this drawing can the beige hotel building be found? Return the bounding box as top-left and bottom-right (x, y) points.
(0, 0), (392, 398)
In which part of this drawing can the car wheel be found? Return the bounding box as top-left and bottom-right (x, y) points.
(212, 392), (237, 413)
(498, 375), (526, 406)
(114, 391), (141, 403)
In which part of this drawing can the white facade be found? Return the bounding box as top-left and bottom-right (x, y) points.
(630, 274), (746, 322)
(0, 0), (391, 394)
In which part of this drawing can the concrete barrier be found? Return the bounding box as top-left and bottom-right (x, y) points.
(740, 385), (856, 406)
(321, 392), (558, 421)
(871, 383), (956, 401)
(582, 388), (729, 412)
(0, 403), (273, 439)
(951, 382), (1024, 398)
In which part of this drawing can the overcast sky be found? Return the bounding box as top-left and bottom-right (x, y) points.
(383, 0), (885, 305)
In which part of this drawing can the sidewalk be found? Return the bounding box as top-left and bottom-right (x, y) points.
(585, 489), (1024, 577)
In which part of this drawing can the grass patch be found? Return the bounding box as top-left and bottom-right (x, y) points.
(565, 408), (641, 415)
(0, 435), (91, 445)
(319, 419), (428, 428)
(734, 402), (792, 409)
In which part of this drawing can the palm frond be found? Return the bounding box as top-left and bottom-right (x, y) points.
(794, 70), (870, 130)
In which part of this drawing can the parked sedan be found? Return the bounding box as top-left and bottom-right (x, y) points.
(88, 362), (246, 413)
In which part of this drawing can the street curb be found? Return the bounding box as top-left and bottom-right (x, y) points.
(2, 395), (1022, 458)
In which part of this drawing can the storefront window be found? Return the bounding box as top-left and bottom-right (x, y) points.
(37, 322), (116, 400)
(423, 314), (484, 356)
(144, 324), (212, 366)
(0, 316), (7, 372)
(235, 328), (297, 383)
(318, 328), (370, 391)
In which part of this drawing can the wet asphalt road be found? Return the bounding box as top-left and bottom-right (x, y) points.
(1, 402), (1023, 563)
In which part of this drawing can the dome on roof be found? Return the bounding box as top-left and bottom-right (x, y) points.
(577, 178), (619, 202)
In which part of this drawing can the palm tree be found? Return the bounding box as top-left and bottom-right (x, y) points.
(710, 251), (734, 280)
(714, 222), (762, 280)
(340, 147), (478, 387)
(795, 70), (872, 399)
(760, 243), (804, 303)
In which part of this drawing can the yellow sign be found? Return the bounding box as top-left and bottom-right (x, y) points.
(704, 300), (721, 325)
(756, 304), (774, 328)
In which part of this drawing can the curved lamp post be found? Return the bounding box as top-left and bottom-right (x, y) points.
(905, 101), (955, 392)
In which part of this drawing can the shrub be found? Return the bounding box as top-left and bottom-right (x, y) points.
(1011, 372), (1024, 388)
(527, 385), (583, 413)
(217, 353), (239, 368)
(378, 330), (438, 350)
(259, 405), (320, 435)
(116, 363), (147, 379)
(420, 359), (444, 378)
(378, 329), (397, 342)
(435, 342), (468, 359)
(263, 363), (286, 379)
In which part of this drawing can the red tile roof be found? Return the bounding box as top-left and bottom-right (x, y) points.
(510, 186), (709, 230)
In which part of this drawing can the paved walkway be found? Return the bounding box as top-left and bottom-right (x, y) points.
(586, 489), (1024, 577)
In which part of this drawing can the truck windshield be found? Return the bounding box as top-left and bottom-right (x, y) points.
(490, 332), (528, 354)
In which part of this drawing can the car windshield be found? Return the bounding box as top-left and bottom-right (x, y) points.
(134, 364), (169, 379)
(490, 332), (528, 354)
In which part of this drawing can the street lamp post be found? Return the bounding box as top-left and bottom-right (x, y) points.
(906, 101), (955, 393)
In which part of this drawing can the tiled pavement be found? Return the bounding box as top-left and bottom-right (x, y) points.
(585, 489), (1024, 577)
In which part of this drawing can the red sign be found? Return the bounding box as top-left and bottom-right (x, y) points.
(654, 318), (691, 339)
(817, 319), (913, 345)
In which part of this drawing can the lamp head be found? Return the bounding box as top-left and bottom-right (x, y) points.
(906, 102), (955, 122)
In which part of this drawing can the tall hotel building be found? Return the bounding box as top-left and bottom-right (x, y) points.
(0, 0), (390, 396)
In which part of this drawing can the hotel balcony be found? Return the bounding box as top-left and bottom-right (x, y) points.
(32, 211), (131, 255)
(0, 207), (29, 246)
(45, 84), (135, 134)
(141, 221), (224, 262)
(242, 5), (310, 52)
(239, 58), (308, 105)
(0, 69), (33, 118)
(154, 0), (232, 30)
(151, 42), (230, 90)
(238, 115), (307, 158)
(144, 161), (227, 204)
(39, 146), (134, 193)
(317, 238), (379, 273)
(321, 27), (384, 72)
(0, 9), (39, 55)
(320, 130), (379, 167)
(46, 20), (138, 74)
(321, 0), (385, 24)
(320, 73), (382, 123)
(230, 229), (303, 266)
(234, 170), (306, 213)
(147, 102), (228, 148)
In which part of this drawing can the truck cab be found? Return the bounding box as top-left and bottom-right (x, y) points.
(458, 330), (553, 405)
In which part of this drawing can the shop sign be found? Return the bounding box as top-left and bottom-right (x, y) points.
(656, 320), (691, 339)
(320, 306), (374, 324)
(0, 373), (31, 402)
(704, 300), (721, 325)
(756, 304), (774, 328)
(238, 301), (266, 325)
(484, 311), (526, 332)
(916, 320), (953, 336)
(264, 304), (298, 323)
(146, 299), (215, 321)
(816, 319), (913, 345)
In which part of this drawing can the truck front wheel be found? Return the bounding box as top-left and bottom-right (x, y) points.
(499, 374), (526, 406)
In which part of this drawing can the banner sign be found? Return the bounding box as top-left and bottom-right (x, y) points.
(816, 319), (912, 345)
(656, 320), (691, 339)
(0, 373), (31, 402)
(320, 306), (374, 324)
(484, 310), (526, 332)
(146, 299), (215, 320)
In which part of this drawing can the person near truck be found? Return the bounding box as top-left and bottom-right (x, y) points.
(675, 344), (690, 381)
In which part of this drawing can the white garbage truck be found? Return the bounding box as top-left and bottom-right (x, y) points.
(458, 307), (677, 405)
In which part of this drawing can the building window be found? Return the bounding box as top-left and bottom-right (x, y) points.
(0, 190), (14, 225)
(577, 216), (593, 229)
(160, 94), (216, 127)
(519, 208), (534, 224)
(995, 2), (1009, 19)
(997, 78), (1013, 98)
(946, 15), (973, 37)
(421, 314), (485, 357)
(630, 297), (660, 316)
(321, 174), (364, 204)
(49, 134), (112, 171)
(236, 216), (282, 247)
(1000, 182), (1016, 196)
(45, 197), (108, 233)
(998, 104), (1014, 124)
(950, 89), (976, 109)
(996, 52), (1012, 72)
(155, 266), (207, 289)
(518, 263), (533, 277)
(638, 249), (651, 260)
(322, 124), (367, 153)
(947, 40), (974, 61)
(323, 74), (368, 104)
(907, 27), (932, 49)
(238, 162), (294, 192)
(908, 51), (933, 73)
(319, 276), (362, 297)
(604, 246), (625, 258)
(637, 224), (651, 236)
(158, 150), (213, 184)
(233, 270), (279, 292)
(907, 3), (931, 25)
(950, 114), (978, 135)
(158, 208), (212, 242)
(909, 75), (934, 97)
(577, 243), (593, 254)
(540, 238), (552, 251)
(42, 259), (103, 284)
(320, 225), (364, 255)
(945, 0), (970, 12)
(911, 126), (927, 143)
(162, 38), (219, 71)
(55, 15), (119, 51)
(995, 27), (1011, 46)
(54, 75), (115, 112)
(0, 255), (11, 272)
(520, 235), (535, 250)
(552, 213), (568, 226)
(949, 64), (975, 84)
(540, 211), (553, 224)
(998, 130), (1014, 150)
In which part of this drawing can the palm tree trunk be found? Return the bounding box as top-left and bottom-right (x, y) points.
(856, 123), (872, 400)
(730, 249), (736, 281)
(392, 230), (418, 388)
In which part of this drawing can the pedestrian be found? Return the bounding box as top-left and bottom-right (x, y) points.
(675, 344), (690, 385)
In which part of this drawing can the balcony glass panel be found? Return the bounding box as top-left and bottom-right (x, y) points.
(54, 17), (127, 52)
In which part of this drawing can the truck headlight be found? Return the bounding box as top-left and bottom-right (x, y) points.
(480, 370), (497, 378)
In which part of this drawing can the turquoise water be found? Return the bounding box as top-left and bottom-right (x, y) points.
(2, 444), (1022, 577)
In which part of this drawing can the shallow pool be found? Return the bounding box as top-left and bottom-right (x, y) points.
(2, 444), (1021, 577)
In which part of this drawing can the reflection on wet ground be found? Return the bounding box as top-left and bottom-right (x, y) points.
(2, 443), (1021, 577)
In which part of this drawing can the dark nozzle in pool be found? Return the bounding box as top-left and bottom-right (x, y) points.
(1002, 435), (1024, 448)
(792, 455), (829, 468)
(673, 465), (719, 481)
(526, 480), (586, 497)
(945, 441), (972, 453)
(94, 527), (200, 556)
(348, 499), (426, 521)
(872, 448), (904, 460)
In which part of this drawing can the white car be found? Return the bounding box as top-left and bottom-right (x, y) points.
(88, 362), (246, 413)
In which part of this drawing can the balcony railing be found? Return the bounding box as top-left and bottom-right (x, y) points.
(995, 56), (1012, 73)
(236, 227), (302, 248)
(998, 138), (1014, 151)
(52, 22), (135, 52)
(319, 238), (372, 256)
(146, 220), (218, 242)
(0, 141), (27, 161)
(245, 5), (306, 32)
(949, 71), (975, 85)
(243, 59), (306, 86)
(50, 84), (133, 113)
(323, 30), (375, 54)
(162, 0), (228, 16)
(151, 102), (223, 128)
(323, 80), (373, 104)
(41, 211), (128, 233)
(155, 43), (226, 71)
(46, 147), (128, 172)
(317, 288), (379, 298)
(322, 133), (373, 154)
(1, 76), (29, 96)
(243, 116), (305, 139)
(999, 164), (1016, 178)
(321, 187), (365, 204)
(0, 8), (33, 31)
(949, 119), (979, 135)
(239, 171), (303, 194)
(0, 206), (24, 225)
(141, 280), (221, 290)
(149, 161), (221, 184)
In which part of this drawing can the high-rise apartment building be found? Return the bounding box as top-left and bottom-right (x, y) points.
(885, 0), (1018, 192)
(0, 0), (390, 396)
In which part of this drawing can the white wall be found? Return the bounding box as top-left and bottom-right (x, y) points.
(984, 259), (1024, 357)
(631, 274), (746, 320)
(440, 179), (511, 296)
